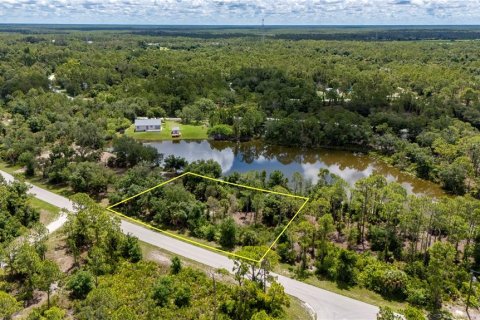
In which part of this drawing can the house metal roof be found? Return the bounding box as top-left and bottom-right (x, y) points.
(134, 118), (162, 126)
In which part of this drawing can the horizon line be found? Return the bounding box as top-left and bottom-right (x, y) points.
(1, 23), (480, 27)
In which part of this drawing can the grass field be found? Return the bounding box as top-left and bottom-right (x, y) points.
(125, 120), (209, 140)
(0, 161), (21, 174)
(28, 197), (61, 225)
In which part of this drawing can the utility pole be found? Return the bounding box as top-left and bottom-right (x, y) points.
(262, 18), (265, 43)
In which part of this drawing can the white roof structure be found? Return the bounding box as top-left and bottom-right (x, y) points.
(134, 118), (161, 126)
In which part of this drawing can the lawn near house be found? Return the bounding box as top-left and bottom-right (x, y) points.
(125, 120), (208, 141)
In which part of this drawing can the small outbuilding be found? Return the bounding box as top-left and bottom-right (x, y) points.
(171, 126), (181, 138)
(134, 118), (162, 132)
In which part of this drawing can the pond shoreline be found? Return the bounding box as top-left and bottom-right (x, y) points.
(144, 139), (445, 198)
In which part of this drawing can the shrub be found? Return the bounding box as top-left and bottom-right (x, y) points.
(174, 285), (191, 308)
(315, 244), (338, 280)
(406, 285), (430, 307)
(382, 269), (409, 298)
(377, 306), (402, 320)
(360, 263), (408, 299)
(336, 249), (357, 286)
(277, 242), (296, 264)
(152, 276), (173, 307)
(208, 124), (234, 140)
(120, 234), (142, 262)
(170, 256), (182, 275)
(200, 224), (217, 242)
(240, 229), (260, 246)
(67, 270), (95, 299)
(0, 291), (20, 319)
(402, 306), (426, 320)
(219, 217), (237, 249)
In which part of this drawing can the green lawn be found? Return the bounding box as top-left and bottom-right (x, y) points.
(125, 120), (208, 141)
(28, 197), (61, 225)
(0, 161), (21, 175)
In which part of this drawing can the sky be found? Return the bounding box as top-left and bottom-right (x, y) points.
(0, 0), (479, 25)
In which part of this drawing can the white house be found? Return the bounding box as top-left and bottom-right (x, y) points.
(134, 118), (162, 132)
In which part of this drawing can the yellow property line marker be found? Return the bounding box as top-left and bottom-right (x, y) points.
(107, 171), (310, 264)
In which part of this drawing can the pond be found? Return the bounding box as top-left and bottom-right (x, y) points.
(146, 140), (445, 198)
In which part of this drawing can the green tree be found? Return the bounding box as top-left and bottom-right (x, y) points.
(336, 249), (357, 286)
(88, 246), (108, 286)
(317, 214), (335, 266)
(152, 276), (173, 307)
(294, 220), (315, 272)
(428, 242), (456, 310)
(268, 170), (288, 188)
(74, 120), (105, 160)
(219, 217), (237, 249)
(28, 306), (67, 320)
(64, 193), (123, 265)
(18, 151), (37, 177)
(0, 291), (20, 320)
(352, 175), (387, 250)
(264, 281), (290, 317)
(170, 256), (182, 275)
(10, 242), (42, 300)
(291, 172), (304, 194)
(438, 156), (472, 195)
(120, 234), (142, 262)
(67, 162), (111, 194)
(163, 155), (187, 172)
(232, 246), (279, 288)
(112, 136), (158, 168)
(174, 285), (192, 308)
(38, 260), (61, 308)
(67, 270), (95, 299)
(208, 124), (234, 140)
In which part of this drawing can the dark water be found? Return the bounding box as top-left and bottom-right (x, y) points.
(146, 140), (444, 198)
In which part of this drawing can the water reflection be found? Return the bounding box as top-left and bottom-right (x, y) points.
(146, 140), (444, 197)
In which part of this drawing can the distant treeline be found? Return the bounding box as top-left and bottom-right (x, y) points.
(132, 28), (480, 41)
(1, 24), (480, 40)
(274, 29), (480, 41)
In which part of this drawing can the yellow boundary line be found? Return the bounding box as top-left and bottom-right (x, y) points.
(107, 172), (309, 264)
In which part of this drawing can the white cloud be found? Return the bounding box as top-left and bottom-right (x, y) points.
(0, 0), (478, 24)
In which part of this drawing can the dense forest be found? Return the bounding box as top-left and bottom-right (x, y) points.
(1, 26), (480, 195)
(2, 25), (480, 319)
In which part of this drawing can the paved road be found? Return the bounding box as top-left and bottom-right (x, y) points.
(1, 169), (379, 319)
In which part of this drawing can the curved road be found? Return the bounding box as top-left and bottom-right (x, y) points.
(1, 169), (378, 320)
